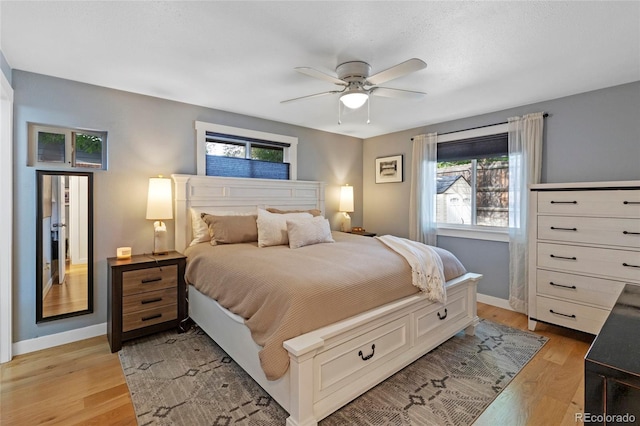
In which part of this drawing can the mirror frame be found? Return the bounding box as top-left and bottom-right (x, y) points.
(36, 170), (94, 323)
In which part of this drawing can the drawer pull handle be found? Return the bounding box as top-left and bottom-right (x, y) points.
(437, 308), (448, 320)
(549, 282), (577, 290)
(550, 201), (577, 204)
(142, 313), (162, 322)
(358, 344), (375, 361)
(550, 254), (577, 261)
(623, 231), (640, 235)
(623, 263), (640, 269)
(623, 201), (640, 205)
(141, 297), (162, 305)
(549, 309), (576, 319)
(550, 226), (577, 231)
(141, 277), (162, 284)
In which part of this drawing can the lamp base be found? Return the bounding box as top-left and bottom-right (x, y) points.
(340, 212), (352, 232)
(152, 221), (169, 255)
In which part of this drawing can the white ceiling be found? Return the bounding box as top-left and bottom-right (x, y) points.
(1, 1), (639, 139)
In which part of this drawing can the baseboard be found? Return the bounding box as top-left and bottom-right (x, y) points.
(12, 322), (107, 356)
(477, 293), (514, 311)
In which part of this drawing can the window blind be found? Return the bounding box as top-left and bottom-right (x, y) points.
(437, 133), (508, 161)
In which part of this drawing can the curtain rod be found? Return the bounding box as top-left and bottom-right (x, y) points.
(411, 113), (549, 140)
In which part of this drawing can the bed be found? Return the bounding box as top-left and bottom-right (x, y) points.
(172, 174), (482, 426)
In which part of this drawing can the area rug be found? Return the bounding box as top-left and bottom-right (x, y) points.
(119, 319), (547, 425)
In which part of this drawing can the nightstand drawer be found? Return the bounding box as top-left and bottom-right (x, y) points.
(122, 265), (177, 295)
(123, 287), (177, 315)
(123, 304), (178, 332)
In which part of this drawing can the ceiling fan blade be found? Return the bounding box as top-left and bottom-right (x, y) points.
(280, 90), (343, 104)
(366, 58), (427, 85)
(295, 67), (347, 86)
(370, 87), (426, 100)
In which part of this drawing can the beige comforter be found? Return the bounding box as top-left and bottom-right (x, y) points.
(184, 232), (466, 380)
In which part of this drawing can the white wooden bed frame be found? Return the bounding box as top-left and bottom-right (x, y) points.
(172, 174), (482, 426)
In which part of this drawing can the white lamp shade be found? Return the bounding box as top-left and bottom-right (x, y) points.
(146, 177), (173, 220)
(340, 91), (369, 109)
(339, 185), (354, 212)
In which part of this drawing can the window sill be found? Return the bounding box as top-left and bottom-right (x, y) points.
(437, 224), (509, 242)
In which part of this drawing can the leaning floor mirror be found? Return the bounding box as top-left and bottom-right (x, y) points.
(36, 170), (94, 322)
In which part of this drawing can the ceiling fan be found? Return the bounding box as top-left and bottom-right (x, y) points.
(281, 58), (428, 114)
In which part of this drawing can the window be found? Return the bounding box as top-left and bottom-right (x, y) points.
(28, 123), (107, 170)
(436, 124), (509, 240)
(195, 121), (298, 180)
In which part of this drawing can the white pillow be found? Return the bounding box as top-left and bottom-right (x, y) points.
(256, 208), (312, 247)
(286, 216), (335, 249)
(189, 208), (255, 246)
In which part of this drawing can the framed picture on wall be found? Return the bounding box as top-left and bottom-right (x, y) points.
(375, 155), (403, 183)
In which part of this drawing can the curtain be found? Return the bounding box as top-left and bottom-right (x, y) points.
(409, 132), (438, 246)
(508, 112), (544, 313)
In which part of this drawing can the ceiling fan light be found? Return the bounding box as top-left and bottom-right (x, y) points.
(340, 91), (369, 109)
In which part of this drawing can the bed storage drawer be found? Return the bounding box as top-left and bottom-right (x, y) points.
(313, 315), (410, 400)
(122, 265), (177, 295)
(414, 287), (468, 342)
(535, 296), (610, 335)
(537, 243), (640, 282)
(537, 190), (640, 217)
(537, 216), (640, 248)
(536, 269), (625, 309)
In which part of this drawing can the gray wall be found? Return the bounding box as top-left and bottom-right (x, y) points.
(12, 70), (363, 342)
(363, 81), (640, 299)
(0, 50), (10, 85)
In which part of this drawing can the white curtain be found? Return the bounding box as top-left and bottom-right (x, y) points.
(508, 112), (544, 313)
(409, 132), (438, 246)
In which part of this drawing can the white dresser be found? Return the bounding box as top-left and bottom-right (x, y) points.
(528, 181), (640, 334)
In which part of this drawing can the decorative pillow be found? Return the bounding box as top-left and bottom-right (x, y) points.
(201, 214), (258, 245)
(286, 216), (335, 249)
(189, 208), (254, 246)
(266, 207), (323, 217)
(431, 246), (468, 281)
(256, 208), (312, 247)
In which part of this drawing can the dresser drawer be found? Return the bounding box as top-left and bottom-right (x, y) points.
(535, 296), (609, 334)
(123, 303), (178, 332)
(537, 190), (640, 218)
(122, 265), (177, 295)
(314, 315), (410, 400)
(538, 216), (640, 248)
(538, 243), (640, 282)
(415, 288), (468, 342)
(536, 269), (625, 309)
(123, 287), (177, 315)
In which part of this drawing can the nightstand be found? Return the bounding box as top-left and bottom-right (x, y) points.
(107, 251), (187, 352)
(348, 231), (377, 237)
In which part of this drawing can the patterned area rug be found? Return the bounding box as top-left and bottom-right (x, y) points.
(119, 319), (547, 425)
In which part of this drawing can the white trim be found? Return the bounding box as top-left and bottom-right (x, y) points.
(12, 323), (107, 356)
(195, 121), (298, 180)
(437, 224), (509, 242)
(477, 293), (513, 311)
(0, 71), (13, 363)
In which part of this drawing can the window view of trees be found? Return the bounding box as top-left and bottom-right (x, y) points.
(437, 156), (509, 227)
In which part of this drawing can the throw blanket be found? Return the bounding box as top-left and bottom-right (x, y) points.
(375, 235), (446, 304)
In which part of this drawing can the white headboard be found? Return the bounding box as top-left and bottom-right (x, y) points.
(172, 174), (325, 253)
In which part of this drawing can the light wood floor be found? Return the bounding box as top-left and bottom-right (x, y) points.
(0, 302), (594, 425)
(43, 262), (89, 318)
